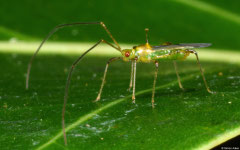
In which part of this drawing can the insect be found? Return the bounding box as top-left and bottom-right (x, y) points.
(25, 22), (213, 145)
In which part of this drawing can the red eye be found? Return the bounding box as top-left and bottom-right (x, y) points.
(125, 51), (130, 57)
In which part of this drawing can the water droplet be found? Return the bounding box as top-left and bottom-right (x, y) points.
(125, 108), (136, 115)
(32, 140), (40, 146)
(227, 76), (240, 79)
(218, 72), (223, 76)
(119, 95), (125, 98)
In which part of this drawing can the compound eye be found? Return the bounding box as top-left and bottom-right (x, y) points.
(125, 51), (130, 57)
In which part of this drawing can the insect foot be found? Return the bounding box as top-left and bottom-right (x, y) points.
(93, 95), (101, 102)
(208, 89), (216, 94)
(152, 102), (155, 108)
(132, 96), (135, 103)
(127, 87), (132, 92)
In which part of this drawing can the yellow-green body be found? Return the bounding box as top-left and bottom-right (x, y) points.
(122, 43), (190, 63)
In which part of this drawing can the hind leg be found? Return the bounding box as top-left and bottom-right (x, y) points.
(189, 50), (213, 93)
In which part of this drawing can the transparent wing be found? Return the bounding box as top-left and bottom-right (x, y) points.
(152, 43), (211, 50)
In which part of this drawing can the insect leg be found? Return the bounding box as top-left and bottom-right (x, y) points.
(132, 60), (137, 103)
(151, 61), (159, 108)
(189, 50), (213, 93)
(173, 61), (184, 91)
(95, 57), (121, 102)
(127, 61), (134, 91)
(62, 39), (120, 145)
(26, 22), (121, 89)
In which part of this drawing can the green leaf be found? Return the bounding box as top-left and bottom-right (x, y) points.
(1, 0), (240, 149)
(1, 0), (240, 50)
(0, 47), (240, 150)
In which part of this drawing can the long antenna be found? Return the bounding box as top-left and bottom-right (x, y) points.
(145, 28), (149, 43)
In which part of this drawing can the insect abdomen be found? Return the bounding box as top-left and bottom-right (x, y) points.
(152, 50), (190, 61)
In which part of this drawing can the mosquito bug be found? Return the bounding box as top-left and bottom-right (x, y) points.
(26, 22), (213, 145)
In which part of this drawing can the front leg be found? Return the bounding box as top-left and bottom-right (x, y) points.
(132, 60), (137, 103)
(127, 61), (134, 91)
(95, 57), (121, 102)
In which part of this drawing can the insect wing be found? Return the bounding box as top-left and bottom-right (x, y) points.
(152, 43), (211, 50)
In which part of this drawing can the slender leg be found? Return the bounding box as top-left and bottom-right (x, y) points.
(190, 50), (213, 93)
(152, 61), (159, 108)
(132, 60), (137, 103)
(62, 40), (121, 145)
(95, 57), (121, 102)
(26, 22), (121, 89)
(127, 61), (134, 91)
(173, 61), (184, 91)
